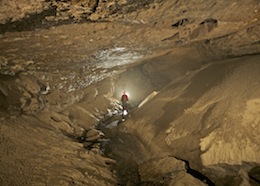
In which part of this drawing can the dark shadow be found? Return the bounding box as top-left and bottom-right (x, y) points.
(249, 166), (260, 185)
(0, 5), (88, 34)
(174, 157), (215, 186)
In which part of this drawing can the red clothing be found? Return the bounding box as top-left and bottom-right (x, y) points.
(121, 94), (128, 102)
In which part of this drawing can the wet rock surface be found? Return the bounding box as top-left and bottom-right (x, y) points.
(0, 0), (260, 185)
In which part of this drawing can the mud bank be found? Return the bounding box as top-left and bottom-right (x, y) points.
(97, 115), (215, 185)
(1, 44), (260, 185)
(1, 1), (260, 183)
(120, 53), (260, 186)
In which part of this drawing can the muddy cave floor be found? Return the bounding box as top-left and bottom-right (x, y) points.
(1, 51), (260, 185)
(0, 20), (260, 185)
(95, 112), (215, 186)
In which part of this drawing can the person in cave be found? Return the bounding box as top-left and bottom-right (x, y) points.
(121, 90), (129, 111)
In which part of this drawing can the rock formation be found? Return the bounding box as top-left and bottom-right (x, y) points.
(0, 0), (259, 185)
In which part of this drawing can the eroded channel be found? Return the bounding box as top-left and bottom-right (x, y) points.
(76, 108), (216, 186)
